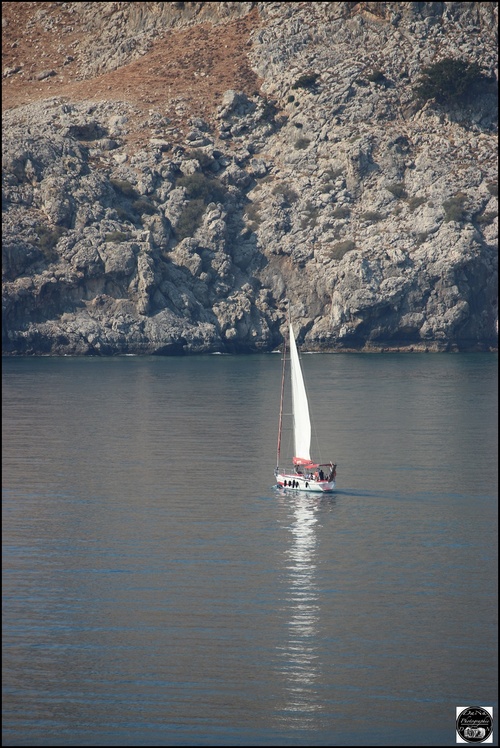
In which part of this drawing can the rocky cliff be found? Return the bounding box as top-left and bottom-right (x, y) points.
(2, 1), (498, 354)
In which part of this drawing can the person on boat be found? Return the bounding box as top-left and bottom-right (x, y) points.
(319, 469), (324, 481)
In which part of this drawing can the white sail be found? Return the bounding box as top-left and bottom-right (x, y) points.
(289, 324), (311, 462)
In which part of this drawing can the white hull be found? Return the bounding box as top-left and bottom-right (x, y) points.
(276, 472), (335, 493)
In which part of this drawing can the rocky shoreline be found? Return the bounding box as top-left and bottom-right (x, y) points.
(2, 2), (498, 355)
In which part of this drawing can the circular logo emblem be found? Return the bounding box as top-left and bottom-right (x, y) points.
(456, 707), (493, 743)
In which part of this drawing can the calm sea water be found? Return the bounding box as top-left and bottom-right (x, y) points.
(2, 353), (498, 747)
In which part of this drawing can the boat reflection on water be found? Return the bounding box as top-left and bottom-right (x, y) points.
(277, 493), (333, 731)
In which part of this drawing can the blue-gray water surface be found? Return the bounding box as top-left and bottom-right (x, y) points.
(2, 353), (498, 746)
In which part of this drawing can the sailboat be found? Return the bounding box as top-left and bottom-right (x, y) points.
(275, 320), (337, 493)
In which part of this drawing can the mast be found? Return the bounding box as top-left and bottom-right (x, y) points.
(276, 327), (287, 469)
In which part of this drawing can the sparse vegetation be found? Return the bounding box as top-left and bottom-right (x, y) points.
(475, 210), (498, 225)
(114, 205), (136, 223)
(109, 179), (150, 225)
(175, 200), (207, 240)
(301, 201), (320, 228)
(272, 184), (299, 203)
(327, 239), (356, 260)
(360, 211), (384, 223)
(443, 194), (467, 223)
(244, 202), (262, 232)
(324, 168), (342, 182)
(386, 183), (407, 199)
(407, 196), (426, 212)
(132, 197), (156, 216)
(176, 171), (226, 204)
(189, 149), (214, 171)
(294, 137), (311, 150)
(34, 225), (65, 261)
(332, 206), (350, 219)
(416, 232), (429, 245)
(260, 99), (278, 122)
(174, 172), (227, 239)
(292, 72), (320, 91)
(413, 57), (489, 105)
(366, 69), (387, 84)
(104, 231), (129, 242)
(110, 178), (138, 198)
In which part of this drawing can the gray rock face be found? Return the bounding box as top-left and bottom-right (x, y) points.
(2, 2), (498, 355)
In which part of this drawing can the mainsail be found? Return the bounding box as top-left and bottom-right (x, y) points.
(289, 324), (311, 463)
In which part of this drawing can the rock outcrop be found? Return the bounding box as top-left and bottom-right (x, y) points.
(2, 1), (498, 354)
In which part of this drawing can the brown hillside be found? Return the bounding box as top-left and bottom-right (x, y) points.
(2, 2), (262, 146)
